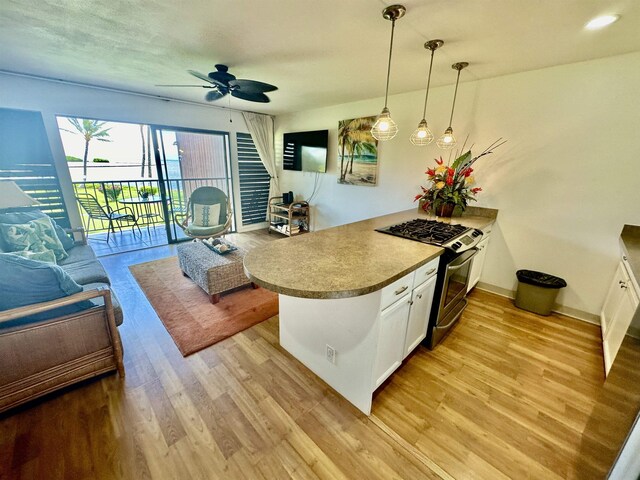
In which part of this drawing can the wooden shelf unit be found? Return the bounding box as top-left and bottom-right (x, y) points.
(268, 197), (310, 237)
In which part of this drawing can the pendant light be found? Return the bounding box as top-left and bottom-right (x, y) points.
(410, 39), (444, 146)
(436, 62), (469, 150)
(371, 4), (406, 142)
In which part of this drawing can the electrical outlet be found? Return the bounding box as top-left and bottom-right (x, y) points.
(326, 344), (336, 364)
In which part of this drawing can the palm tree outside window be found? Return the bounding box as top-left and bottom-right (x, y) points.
(61, 119), (112, 180)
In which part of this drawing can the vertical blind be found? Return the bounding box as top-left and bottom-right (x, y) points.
(0, 108), (70, 227)
(236, 132), (270, 226)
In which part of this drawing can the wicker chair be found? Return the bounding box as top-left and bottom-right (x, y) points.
(76, 193), (140, 242)
(174, 186), (232, 240)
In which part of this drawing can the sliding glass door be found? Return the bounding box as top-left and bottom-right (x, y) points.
(151, 127), (235, 243)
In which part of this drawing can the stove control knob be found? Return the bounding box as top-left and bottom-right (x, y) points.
(472, 230), (481, 237)
(451, 244), (460, 250)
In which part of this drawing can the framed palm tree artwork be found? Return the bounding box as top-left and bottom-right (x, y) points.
(337, 116), (379, 186)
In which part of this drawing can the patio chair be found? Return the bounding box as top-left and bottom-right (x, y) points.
(75, 193), (140, 242)
(174, 186), (232, 240)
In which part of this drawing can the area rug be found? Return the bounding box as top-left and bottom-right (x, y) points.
(129, 256), (278, 356)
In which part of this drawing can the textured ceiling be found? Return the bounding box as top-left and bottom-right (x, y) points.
(1, 0), (639, 115)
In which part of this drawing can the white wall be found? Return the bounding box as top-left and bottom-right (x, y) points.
(275, 51), (640, 318)
(0, 73), (258, 231)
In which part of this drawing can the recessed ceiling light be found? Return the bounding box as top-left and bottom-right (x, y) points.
(585, 14), (620, 30)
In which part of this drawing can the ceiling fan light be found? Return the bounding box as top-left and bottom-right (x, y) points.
(372, 107), (398, 141)
(436, 127), (456, 150)
(410, 119), (433, 146)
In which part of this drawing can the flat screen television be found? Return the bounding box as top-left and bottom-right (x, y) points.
(283, 130), (328, 172)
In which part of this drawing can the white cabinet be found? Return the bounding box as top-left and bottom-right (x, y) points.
(404, 275), (437, 358)
(467, 224), (493, 293)
(601, 258), (640, 375)
(373, 293), (412, 389)
(279, 257), (440, 415)
(601, 262), (628, 337)
(372, 257), (439, 390)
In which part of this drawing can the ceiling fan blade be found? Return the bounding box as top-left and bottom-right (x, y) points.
(188, 70), (215, 84)
(205, 89), (226, 102)
(230, 79), (278, 93)
(155, 84), (215, 87)
(231, 90), (270, 103)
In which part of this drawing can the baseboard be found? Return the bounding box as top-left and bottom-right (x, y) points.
(474, 281), (601, 325)
(236, 222), (269, 233)
(475, 282), (513, 299)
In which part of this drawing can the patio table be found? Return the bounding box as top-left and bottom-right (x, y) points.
(118, 196), (164, 233)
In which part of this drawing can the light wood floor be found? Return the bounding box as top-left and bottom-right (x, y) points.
(0, 231), (613, 479)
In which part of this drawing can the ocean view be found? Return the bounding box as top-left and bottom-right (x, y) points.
(68, 159), (181, 182)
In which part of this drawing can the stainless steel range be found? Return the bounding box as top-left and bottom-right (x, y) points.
(376, 218), (483, 348)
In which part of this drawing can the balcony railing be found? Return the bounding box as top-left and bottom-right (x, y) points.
(72, 177), (229, 235)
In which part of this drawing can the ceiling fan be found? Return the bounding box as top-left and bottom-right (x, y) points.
(157, 64), (278, 103)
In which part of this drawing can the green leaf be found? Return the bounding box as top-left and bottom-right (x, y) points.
(451, 151), (471, 170)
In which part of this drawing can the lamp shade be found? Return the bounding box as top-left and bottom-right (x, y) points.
(0, 181), (41, 209)
(370, 5), (405, 142)
(371, 107), (399, 141)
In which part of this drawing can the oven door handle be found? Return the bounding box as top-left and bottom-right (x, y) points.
(447, 248), (479, 271)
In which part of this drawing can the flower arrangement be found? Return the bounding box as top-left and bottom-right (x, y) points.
(415, 139), (505, 216)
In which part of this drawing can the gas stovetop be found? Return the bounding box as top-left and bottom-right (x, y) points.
(376, 218), (483, 253)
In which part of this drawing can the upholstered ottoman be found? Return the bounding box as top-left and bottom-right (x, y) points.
(177, 240), (255, 303)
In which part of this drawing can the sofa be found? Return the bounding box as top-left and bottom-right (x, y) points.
(0, 209), (124, 413)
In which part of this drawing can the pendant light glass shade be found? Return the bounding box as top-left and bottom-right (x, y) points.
(372, 107), (399, 141)
(410, 39), (443, 146)
(437, 62), (468, 150)
(371, 5), (405, 142)
(410, 119), (433, 145)
(436, 127), (456, 149)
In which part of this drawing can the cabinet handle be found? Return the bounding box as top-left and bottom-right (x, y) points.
(620, 282), (628, 289)
(623, 255), (628, 261)
(395, 285), (409, 296)
(417, 294), (423, 299)
(408, 300), (414, 305)
(425, 268), (436, 276)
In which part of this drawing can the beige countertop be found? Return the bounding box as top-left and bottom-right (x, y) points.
(244, 208), (496, 299)
(621, 225), (640, 287)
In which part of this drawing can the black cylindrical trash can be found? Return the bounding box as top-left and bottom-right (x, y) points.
(515, 270), (567, 316)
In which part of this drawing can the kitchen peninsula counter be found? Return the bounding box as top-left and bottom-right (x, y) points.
(244, 207), (496, 415)
(244, 208), (495, 299)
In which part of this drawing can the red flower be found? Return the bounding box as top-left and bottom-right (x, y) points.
(446, 176), (454, 186)
(426, 168), (436, 177)
(462, 167), (473, 177)
(471, 187), (482, 194)
(447, 167), (455, 176)
(414, 194), (423, 201)
(421, 201), (431, 212)
(435, 157), (443, 165)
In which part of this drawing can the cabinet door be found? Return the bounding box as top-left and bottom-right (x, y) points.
(467, 236), (490, 293)
(601, 262), (628, 336)
(373, 294), (411, 390)
(603, 282), (639, 375)
(404, 275), (437, 359)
